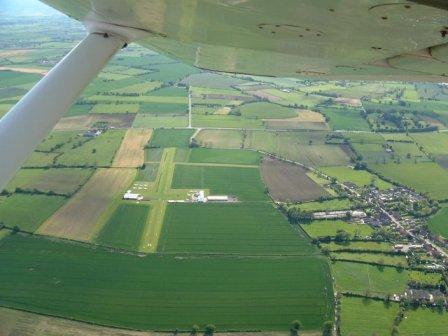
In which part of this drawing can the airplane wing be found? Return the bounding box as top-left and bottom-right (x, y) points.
(1, 0), (447, 192)
(40, 0), (448, 81)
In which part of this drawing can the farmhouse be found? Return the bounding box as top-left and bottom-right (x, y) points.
(123, 191), (143, 201)
(83, 129), (102, 137)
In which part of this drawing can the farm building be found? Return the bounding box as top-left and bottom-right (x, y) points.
(207, 195), (230, 202)
(123, 191), (143, 201)
(313, 210), (366, 220)
(83, 129), (102, 137)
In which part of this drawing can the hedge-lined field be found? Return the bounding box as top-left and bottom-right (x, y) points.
(172, 165), (269, 201)
(159, 203), (315, 255)
(95, 204), (150, 251)
(0, 235), (334, 332)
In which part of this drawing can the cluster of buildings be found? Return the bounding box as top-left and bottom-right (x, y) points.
(312, 210), (366, 220)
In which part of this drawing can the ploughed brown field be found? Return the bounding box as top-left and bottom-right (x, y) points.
(261, 157), (329, 202)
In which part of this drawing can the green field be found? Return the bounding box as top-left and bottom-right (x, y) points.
(195, 129), (244, 149)
(321, 241), (393, 253)
(172, 165), (269, 201)
(340, 297), (399, 336)
(332, 252), (408, 267)
(301, 220), (373, 239)
(399, 308), (448, 335)
(332, 262), (409, 296)
(159, 203), (315, 255)
(321, 166), (392, 190)
(0, 235), (334, 331)
(427, 205), (448, 238)
(6, 168), (94, 195)
(244, 131), (351, 167)
(132, 115), (188, 128)
(0, 194), (66, 232)
(137, 163), (159, 181)
(370, 162), (448, 200)
(297, 198), (354, 212)
(320, 107), (370, 131)
(56, 130), (125, 167)
(187, 148), (261, 165)
(148, 129), (194, 148)
(239, 102), (297, 119)
(95, 204), (150, 251)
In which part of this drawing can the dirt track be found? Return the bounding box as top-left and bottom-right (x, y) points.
(112, 129), (152, 168)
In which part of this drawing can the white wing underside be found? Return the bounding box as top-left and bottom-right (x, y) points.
(40, 0), (448, 81)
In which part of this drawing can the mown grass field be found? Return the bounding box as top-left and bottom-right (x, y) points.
(332, 262), (409, 296)
(95, 204), (150, 251)
(187, 148), (262, 165)
(0, 235), (334, 332)
(172, 165), (269, 201)
(427, 205), (448, 238)
(340, 297), (399, 336)
(399, 308), (448, 335)
(370, 162), (448, 200)
(301, 220), (373, 239)
(297, 198), (354, 212)
(0, 194), (66, 232)
(321, 166), (392, 190)
(159, 203), (315, 255)
(148, 129), (194, 148)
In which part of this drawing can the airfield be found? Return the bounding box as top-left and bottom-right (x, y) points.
(0, 12), (448, 336)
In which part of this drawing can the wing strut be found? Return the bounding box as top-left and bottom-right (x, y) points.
(0, 32), (127, 192)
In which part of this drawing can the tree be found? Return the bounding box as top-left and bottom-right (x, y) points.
(204, 324), (216, 335)
(191, 325), (200, 335)
(291, 320), (302, 335)
(335, 229), (350, 243)
(391, 325), (399, 336)
(322, 321), (333, 336)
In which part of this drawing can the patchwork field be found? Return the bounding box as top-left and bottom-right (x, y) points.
(261, 157), (329, 202)
(321, 166), (392, 190)
(339, 297), (399, 336)
(95, 204), (150, 251)
(112, 128), (152, 168)
(0, 235), (334, 332)
(187, 148), (261, 165)
(370, 162), (448, 200)
(159, 203), (315, 255)
(38, 169), (136, 241)
(0, 194), (66, 232)
(172, 165), (268, 201)
(56, 130), (126, 167)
